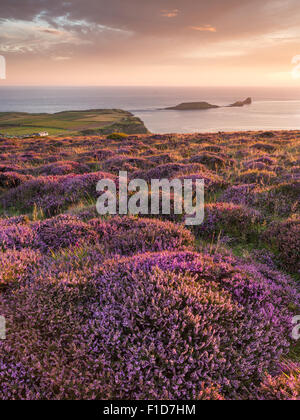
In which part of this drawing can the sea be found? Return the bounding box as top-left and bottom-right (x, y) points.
(0, 86), (300, 134)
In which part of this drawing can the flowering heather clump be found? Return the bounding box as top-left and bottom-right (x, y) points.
(256, 361), (300, 400)
(0, 215), (29, 226)
(0, 249), (42, 289)
(197, 384), (226, 400)
(146, 153), (173, 164)
(251, 143), (276, 152)
(32, 214), (98, 253)
(236, 169), (276, 184)
(265, 218), (300, 273)
(218, 184), (257, 206)
(248, 156), (277, 166)
(102, 156), (153, 173)
(89, 216), (195, 255)
(0, 164), (23, 173)
(200, 145), (224, 153)
(243, 161), (268, 171)
(194, 202), (263, 241)
(1, 171), (116, 215)
(177, 172), (226, 193)
(255, 181), (300, 216)
(88, 251), (298, 398)
(35, 161), (90, 176)
(0, 172), (32, 189)
(0, 250), (297, 399)
(132, 162), (205, 182)
(189, 153), (229, 169)
(93, 148), (115, 160)
(0, 224), (36, 251)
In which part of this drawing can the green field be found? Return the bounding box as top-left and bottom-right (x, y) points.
(0, 109), (149, 136)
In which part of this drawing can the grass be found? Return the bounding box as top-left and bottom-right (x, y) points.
(0, 109), (148, 136)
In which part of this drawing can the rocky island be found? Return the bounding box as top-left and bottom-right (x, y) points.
(165, 101), (219, 111)
(164, 97), (252, 111)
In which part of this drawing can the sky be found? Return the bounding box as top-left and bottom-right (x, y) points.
(0, 0), (300, 86)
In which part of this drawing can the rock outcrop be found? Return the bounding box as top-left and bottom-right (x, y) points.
(228, 97), (252, 107)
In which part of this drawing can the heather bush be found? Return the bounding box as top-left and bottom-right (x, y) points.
(0, 249), (43, 289)
(236, 169), (276, 184)
(189, 153), (229, 169)
(35, 161), (90, 176)
(132, 163), (204, 182)
(0, 172), (32, 189)
(1, 171), (116, 215)
(0, 224), (36, 251)
(265, 218), (300, 273)
(177, 172), (226, 193)
(256, 361), (300, 400)
(251, 143), (276, 152)
(146, 153), (173, 165)
(255, 181), (300, 216)
(194, 202), (263, 241)
(89, 216), (195, 255)
(0, 251), (298, 399)
(102, 156), (152, 173)
(32, 214), (98, 253)
(218, 184), (257, 206)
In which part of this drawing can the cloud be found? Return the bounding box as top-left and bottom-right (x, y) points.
(160, 9), (179, 18)
(52, 55), (72, 60)
(0, 0), (299, 85)
(190, 25), (216, 32)
(0, 18), (89, 53)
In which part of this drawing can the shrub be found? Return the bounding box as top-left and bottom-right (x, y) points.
(0, 249), (43, 289)
(265, 218), (300, 273)
(89, 216), (195, 255)
(0, 251), (297, 399)
(190, 153), (229, 169)
(1, 171), (116, 215)
(251, 143), (276, 152)
(35, 161), (90, 176)
(194, 202), (263, 241)
(236, 169), (276, 184)
(0, 172), (32, 189)
(33, 215), (98, 253)
(107, 132), (128, 140)
(256, 361), (300, 400)
(0, 224), (36, 251)
(132, 163), (204, 182)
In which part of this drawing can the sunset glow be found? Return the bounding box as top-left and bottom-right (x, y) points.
(0, 0), (299, 86)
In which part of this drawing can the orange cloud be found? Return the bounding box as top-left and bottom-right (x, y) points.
(161, 9), (179, 18)
(190, 25), (217, 32)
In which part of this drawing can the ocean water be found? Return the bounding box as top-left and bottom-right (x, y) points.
(0, 86), (300, 133)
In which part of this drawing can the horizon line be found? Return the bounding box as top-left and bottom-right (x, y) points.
(1, 84), (300, 89)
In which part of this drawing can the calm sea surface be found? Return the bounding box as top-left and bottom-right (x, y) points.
(0, 86), (300, 133)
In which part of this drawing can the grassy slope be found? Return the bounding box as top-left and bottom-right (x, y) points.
(0, 109), (149, 136)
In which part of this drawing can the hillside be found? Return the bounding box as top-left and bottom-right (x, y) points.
(0, 130), (299, 400)
(0, 109), (149, 137)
